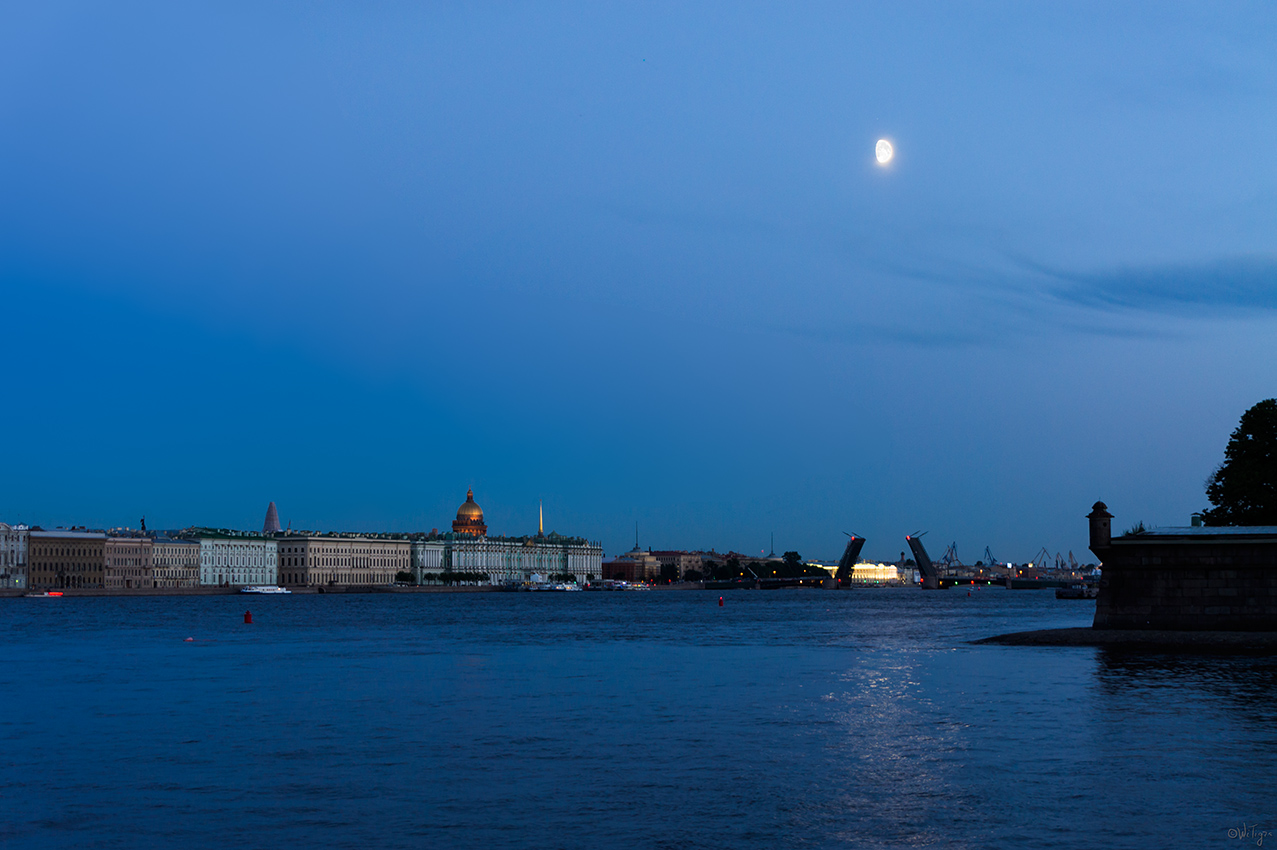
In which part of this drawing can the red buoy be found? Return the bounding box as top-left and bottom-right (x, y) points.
(244, 610), (253, 624)
(718, 596), (724, 607)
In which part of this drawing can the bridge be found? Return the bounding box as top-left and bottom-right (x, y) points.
(906, 533), (941, 590)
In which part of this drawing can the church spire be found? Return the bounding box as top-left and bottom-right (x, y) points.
(539, 500), (544, 536)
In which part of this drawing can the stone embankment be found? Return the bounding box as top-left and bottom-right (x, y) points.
(1, 585), (506, 598)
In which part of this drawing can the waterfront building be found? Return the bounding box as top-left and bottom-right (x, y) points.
(277, 533), (411, 587)
(181, 529), (278, 587)
(151, 536), (200, 587)
(105, 533), (154, 589)
(602, 545), (662, 582)
(651, 550), (704, 580)
(1088, 502), (1277, 631)
(412, 533), (603, 584)
(28, 529), (107, 588)
(411, 491), (603, 585)
(0, 522), (29, 589)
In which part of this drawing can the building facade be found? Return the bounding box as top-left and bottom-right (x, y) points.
(412, 534), (603, 585)
(277, 534), (411, 587)
(602, 546), (662, 582)
(0, 522), (29, 589)
(105, 534), (154, 589)
(651, 550), (704, 580)
(1088, 502), (1277, 631)
(28, 529), (107, 589)
(411, 491), (603, 585)
(151, 537), (200, 587)
(183, 530), (278, 587)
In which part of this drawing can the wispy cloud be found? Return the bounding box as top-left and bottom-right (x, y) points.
(1034, 255), (1277, 314)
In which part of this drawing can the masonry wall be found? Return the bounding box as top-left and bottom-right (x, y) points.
(1093, 541), (1277, 631)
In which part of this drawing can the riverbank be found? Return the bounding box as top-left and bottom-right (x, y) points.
(1, 585), (507, 598)
(975, 627), (1277, 653)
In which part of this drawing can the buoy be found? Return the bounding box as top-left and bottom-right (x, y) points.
(244, 610), (252, 624)
(718, 596), (724, 607)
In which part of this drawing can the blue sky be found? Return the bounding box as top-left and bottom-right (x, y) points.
(2, 2), (1275, 562)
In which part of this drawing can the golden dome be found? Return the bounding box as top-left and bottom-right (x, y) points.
(457, 489), (483, 520)
(452, 489), (487, 537)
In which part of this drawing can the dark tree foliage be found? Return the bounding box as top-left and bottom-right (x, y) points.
(1202, 399), (1277, 526)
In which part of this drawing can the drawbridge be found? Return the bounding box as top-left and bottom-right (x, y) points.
(834, 533), (867, 585)
(905, 533), (941, 590)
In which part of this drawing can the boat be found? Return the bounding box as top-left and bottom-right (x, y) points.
(1055, 584), (1099, 600)
(24, 591), (63, 597)
(240, 586), (291, 594)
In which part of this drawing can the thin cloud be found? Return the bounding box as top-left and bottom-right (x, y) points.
(1037, 255), (1277, 314)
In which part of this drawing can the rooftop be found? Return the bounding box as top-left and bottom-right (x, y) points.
(1117, 526), (1277, 540)
(29, 528), (107, 539)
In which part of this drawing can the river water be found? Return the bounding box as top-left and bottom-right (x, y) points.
(1, 588), (1274, 849)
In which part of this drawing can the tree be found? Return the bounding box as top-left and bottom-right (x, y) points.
(1202, 399), (1277, 526)
(782, 551), (802, 568)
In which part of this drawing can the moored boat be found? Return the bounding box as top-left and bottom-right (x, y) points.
(240, 586), (291, 594)
(1055, 584), (1099, 600)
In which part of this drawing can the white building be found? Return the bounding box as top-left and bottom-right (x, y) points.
(183, 530), (278, 587)
(410, 492), (603, 585)
(0, 522), (29, 589)
(411, 534), (604, 585)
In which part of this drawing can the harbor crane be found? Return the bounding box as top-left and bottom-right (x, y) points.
(938, 542), (963, 570)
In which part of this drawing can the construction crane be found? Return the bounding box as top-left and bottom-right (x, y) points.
(982, 546), (1001, 567)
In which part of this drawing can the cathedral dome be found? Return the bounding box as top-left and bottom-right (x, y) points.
(452, 489), (487, 537)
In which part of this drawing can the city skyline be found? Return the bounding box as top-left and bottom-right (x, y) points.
(3, 4), (1276, 561)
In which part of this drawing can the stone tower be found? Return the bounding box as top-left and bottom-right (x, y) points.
(1087, 501), (1112, 555)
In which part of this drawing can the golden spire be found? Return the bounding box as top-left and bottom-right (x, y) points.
(538, 500), (544, 535)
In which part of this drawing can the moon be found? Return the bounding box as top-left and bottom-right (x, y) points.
(875, 139), (894, 164)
